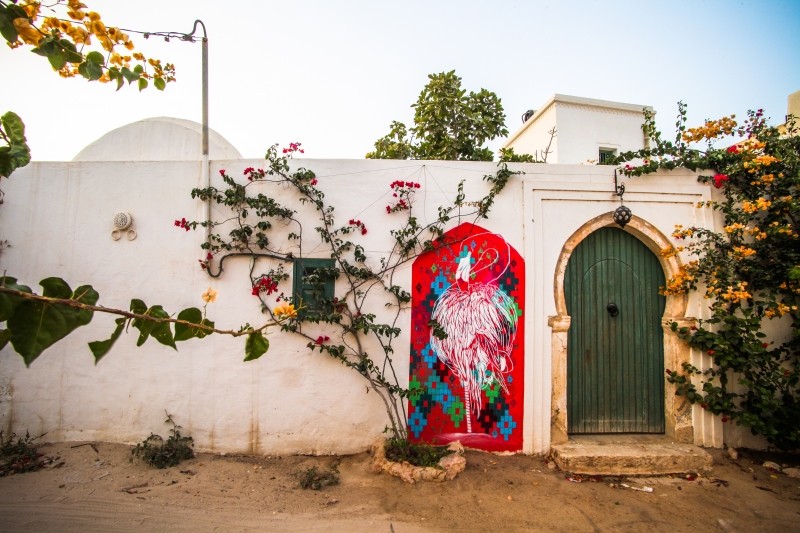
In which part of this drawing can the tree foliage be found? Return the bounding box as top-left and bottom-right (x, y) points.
(616, 104), (799, 450)
(366, 70), (508, 161)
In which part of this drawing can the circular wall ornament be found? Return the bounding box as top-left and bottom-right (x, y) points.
(113, 212), (133, 230)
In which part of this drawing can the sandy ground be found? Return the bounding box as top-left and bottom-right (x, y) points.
(0, 441), (799, 532)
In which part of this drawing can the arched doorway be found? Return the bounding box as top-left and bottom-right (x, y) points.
(549, 213), (694, 445)
(565, 227), (665, 433)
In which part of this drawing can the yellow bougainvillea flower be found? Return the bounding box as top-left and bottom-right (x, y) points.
(274, 302), (298, 320)
(202, 287), (217, 304)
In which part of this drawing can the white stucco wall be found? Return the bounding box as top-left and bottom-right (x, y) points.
(0, 155), (723, 455)
(4, 117), (753, 455)
(503, 105), (559, 162)
(0, 156), (527, 455)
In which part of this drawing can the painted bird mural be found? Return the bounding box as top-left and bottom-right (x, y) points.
(429, 239), (519, 433)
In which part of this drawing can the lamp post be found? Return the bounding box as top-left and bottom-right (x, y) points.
(139, 20), (211, 240)
(142, 20), (208, 157)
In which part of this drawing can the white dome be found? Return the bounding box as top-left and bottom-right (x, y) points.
(73, 117), (242, 161)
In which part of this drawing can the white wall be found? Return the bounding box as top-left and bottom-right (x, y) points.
(554, 103), (649, 164)
(503, 105), (559, 162)
(0, 157), (524, 454)
(0, 151), (736, 455)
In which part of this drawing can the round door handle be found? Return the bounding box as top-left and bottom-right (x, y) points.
(607, 303), (619, 317)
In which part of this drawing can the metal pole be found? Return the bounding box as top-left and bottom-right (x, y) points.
(200, 24), (208, 157)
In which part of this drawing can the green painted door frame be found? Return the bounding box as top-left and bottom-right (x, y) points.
(565, 227), (666, 434)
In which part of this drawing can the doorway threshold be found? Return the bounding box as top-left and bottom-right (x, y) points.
(551, 434), (713, 475)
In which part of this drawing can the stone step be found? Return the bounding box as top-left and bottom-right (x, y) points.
(551, 437), (714, 475)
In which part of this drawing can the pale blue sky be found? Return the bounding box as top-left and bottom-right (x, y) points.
(2, 0), (798, 161)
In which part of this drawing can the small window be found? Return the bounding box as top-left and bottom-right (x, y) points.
(598, 148), (617, 165)
(293, 258), (336, 320)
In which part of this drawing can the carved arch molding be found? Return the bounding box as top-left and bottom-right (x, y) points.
(548, 212), (695, 445)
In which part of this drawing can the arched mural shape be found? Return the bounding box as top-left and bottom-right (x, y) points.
(409, 222), (525, 452)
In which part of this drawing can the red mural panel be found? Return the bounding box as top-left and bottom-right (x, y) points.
(409, 223), (525, 452)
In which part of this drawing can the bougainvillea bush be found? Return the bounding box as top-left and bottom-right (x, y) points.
(617, 105), (799, 450)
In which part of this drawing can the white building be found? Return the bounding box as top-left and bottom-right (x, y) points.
(502, 94), (652, 164)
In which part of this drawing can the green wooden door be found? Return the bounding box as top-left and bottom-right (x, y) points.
(565, 227), (666, 433)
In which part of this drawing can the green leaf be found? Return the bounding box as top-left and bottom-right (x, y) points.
(244, 332), (269, 361)
(40, 277), (73, 299)
(85, 51), (104, 64)
(138, 77), (148, 92)
(130, 299), (147, 314)
(120, 66), (139, 84)
(0, 328), (9, 351)
(174, 307), (213, 341)
(154, 77), (166, 91)
(0, 4), (27, 43)
(132, 304), (176, 350)
(59, 39), (82, 64)
(7, 278), (99, 366)
(31, 38), (69, 71)
(78, 59), (103, 81)
(0, 276), (32, 321)
(1, 111), (26, 144)
(88, 317), (126, 364)
(0, 111), (31, 177)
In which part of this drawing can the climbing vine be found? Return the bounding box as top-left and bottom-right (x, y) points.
(180, 143), (519, 440)
(616, 105), (799, 450)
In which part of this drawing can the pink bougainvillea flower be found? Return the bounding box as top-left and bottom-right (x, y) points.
(283, 142), (305, 154)
(726, 145), (739, 154)
(713, 174), (729, 188)
(315, 335), (330, 345)
(252, 276), (279, 296)
(348, 219), (368, 235)
(219, 169), (226, 176)
(174, 217), (191, 231)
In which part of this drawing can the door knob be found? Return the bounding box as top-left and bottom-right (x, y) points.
(607, 303), (619, 317)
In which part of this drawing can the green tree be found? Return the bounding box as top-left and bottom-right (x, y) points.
(617, 104), (799, 450)
(366, 70), (508, 161)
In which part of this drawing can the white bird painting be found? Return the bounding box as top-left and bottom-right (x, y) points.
(429, 238), (519, 433)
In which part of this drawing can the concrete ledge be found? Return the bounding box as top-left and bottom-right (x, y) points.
(552, 436), (714, 475)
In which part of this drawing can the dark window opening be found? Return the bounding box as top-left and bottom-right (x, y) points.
(599, 148), (617, 165)
(293, 258), (336, 320)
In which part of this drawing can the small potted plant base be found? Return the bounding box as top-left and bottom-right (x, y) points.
(370, 438), (466, 484)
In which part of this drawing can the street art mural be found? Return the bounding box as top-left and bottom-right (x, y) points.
(409, 223), (525, 452)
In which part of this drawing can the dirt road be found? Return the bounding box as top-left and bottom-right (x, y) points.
(0, 441), (798, 532)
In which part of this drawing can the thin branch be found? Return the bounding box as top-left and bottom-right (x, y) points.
(0, 286), (277, 337)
